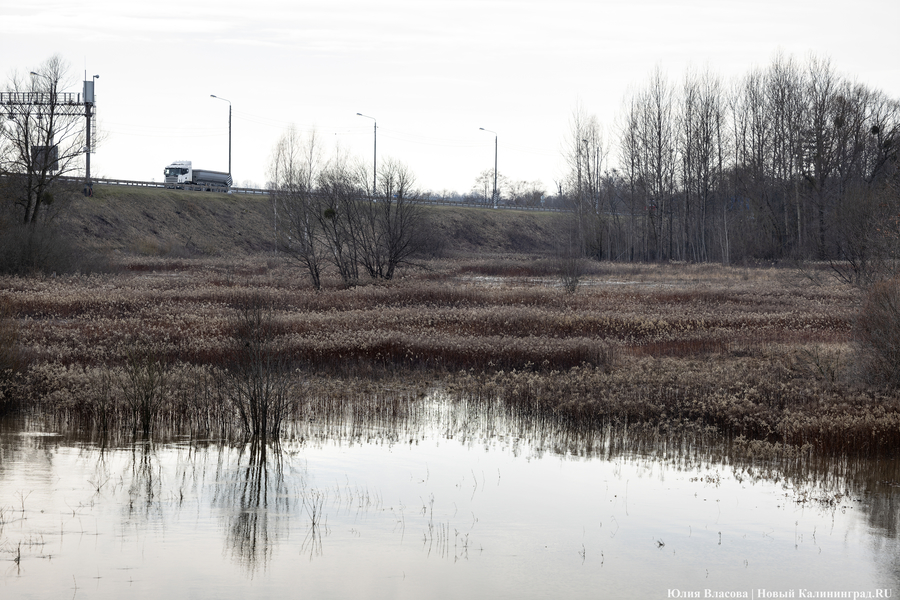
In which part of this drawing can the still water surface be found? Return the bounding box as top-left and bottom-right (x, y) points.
(1, 396), (898, 599)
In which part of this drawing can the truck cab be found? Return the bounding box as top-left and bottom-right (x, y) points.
(164, 160), (193, 185)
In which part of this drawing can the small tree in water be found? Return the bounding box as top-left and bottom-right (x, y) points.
(121, 343), (168, 437)
(223, 293), (294, 441)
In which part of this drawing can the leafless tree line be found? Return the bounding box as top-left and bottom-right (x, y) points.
(563, 53), (900, 282)
(269, 126), (425, 289)
(469, 169), (546, 207)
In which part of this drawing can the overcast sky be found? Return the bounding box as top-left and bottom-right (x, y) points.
(2, 0), (899, 194)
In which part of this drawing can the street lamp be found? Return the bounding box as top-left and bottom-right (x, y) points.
(29, 71), (52, 103)
(357, 113), (377, 196)
(479, 128), (498, 208)
(210, 95), (231, 176)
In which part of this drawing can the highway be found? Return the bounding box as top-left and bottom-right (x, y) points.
(66, 175), (565, 212)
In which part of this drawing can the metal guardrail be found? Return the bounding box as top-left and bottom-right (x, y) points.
(91, 177), (167, 188)
(46, 175), (565, 213)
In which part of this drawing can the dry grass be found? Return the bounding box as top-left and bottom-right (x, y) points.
(60, 186), (570, 259)
(0, 295), (21, 415)
(2, 255), (897, 455)
(856, 277), (900, 386)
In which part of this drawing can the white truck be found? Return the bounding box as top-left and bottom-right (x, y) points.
(164, 160), (233, 189)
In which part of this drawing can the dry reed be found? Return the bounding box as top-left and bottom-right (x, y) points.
(1, 256), (897, 456)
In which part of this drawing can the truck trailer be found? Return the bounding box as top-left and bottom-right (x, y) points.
(164, 160), (233, 189)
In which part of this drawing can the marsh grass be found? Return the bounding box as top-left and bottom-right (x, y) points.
(447, 356), (900, 457)
(856, 277), (900, 386)
(2, 256), (898, 456)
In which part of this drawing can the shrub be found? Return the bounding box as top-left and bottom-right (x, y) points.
(0, 223), (74, 274)
(856, 278), (900, 387)
(0, 296), (22, 414)
(0, 222), (113, 275)
(221, 293), (294, 441)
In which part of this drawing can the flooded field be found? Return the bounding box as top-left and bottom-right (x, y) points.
(1, 394), (897, 599)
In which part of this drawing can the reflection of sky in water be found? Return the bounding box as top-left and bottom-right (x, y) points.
(0, 409), (898, 599)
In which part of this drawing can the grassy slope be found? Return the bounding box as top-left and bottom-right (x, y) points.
(60, 185), (569, 258)
(61, 186), (278, 257)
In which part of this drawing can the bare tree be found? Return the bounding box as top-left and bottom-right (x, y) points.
(270, 126), (327, 289)
(269, 127), (429, 287)
(823, 85), (900, 284)
(618, 92), (645, 261)
(1, 55), (83, 226)
(625, 69), (678, 261)
(766, 52), (806, 255)
(316, 153), (366, 286)
(679, 68), (729, 262)
(223, 293), (293, 441)
(563, 103), (612, 259)
(471, 169), (492, 203)
(367, 158), (424, 280)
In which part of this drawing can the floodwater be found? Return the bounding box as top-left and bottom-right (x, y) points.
(1, 395), (898, 600)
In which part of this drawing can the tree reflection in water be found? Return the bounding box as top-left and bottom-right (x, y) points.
(126, 439), (162, 521)
(215, 439), (293, 574)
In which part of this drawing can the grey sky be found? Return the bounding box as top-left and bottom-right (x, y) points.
(2, 0), (898, 193)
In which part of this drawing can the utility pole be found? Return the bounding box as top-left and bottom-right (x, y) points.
(84, 74), (98, 194)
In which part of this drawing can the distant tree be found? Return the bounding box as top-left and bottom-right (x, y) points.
(272, 130), (424, 287)
(823, 89), (900, 285)
(678, 67), (728, 262)
(765, 52), (805, 257)
(616, 70), (679, 261)
(471, 168), (493, 204)
(471, 169), (511, 205)
(507, 179), (545, 207)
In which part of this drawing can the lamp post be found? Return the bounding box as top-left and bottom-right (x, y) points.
(479, 127), (498, 208)
(210, 95), (231, 177)
(357, 113), (376, 196)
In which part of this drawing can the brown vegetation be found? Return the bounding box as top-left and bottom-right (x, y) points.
(856, 277), (900, 387)
(2, 254), (898, 456)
